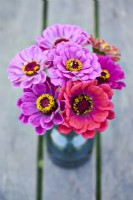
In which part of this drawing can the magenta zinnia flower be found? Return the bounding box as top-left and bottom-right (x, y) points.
(8, 45), (47, 88)
(58, 80), (115, 139)
(17, 78), (63, 135)
(48, 42), (101, 86)
(36, 24), (88, 50)
(97, 56), (126, 90)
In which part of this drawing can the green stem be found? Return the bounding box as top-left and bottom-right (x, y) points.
(93, 1), (102, 200)
(94, 0), (100, 38)
(36, 1), (48, 200)
(96, 132), (101, 200)
(36, 136), (44, 200)
(42, 0), (48, 30)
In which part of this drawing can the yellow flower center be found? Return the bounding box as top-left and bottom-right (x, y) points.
(72, 94), (93, 115)
(100, 69), (110, 80)
(66, 58), (82, 72)
(36, 94), (57, 114)
(22, 60), (40, 76)
(97, 69), (110, 84)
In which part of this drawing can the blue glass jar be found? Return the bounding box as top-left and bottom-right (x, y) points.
(46, 126), (94, 168)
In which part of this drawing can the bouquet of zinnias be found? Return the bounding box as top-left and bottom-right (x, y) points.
(8, 24), (126, 139)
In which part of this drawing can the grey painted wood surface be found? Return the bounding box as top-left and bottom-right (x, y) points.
(0, 0), (96, 200)
(100, 1), (133, 199)
(44, 147), (95, 200)
(44, 1), (96, 200)
(0, 1), (42, 200)
(2, 1), (131, 200)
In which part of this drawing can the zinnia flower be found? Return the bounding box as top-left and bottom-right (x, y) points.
(36, 24), (88, 50)
(48, 42), (101, 86)
(88, 34), (121, 62)
(8, 45), (47, 88)
(97, 56), (126, 90)
(17, 78), (63, 135)
(58, 80), (115, 139)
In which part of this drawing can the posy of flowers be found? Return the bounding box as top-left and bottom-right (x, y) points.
(8, 24), (126, 139)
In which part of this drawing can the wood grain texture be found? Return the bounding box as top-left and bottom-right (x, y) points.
(100, 1), (133, 199)
(44, 1), (96, 200)
(48, 0), (94, 34)
(0, 1), (96, 200)
(0, 1), (42, 199)
(44, 148), (95, 200)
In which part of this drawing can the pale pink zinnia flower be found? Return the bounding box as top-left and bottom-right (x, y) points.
(8, 45), (48, 88)
(88, 34), (121, 62)
(48, 42), (101, 86)
(36, 24), (88, 50)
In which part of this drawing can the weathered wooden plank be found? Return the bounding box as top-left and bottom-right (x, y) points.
(0, 0), (42, 199)
(44, 148), (95, 200)
(48, 0), (94, 33)
(44, 1), (96, 200)
(100, 1), (133, 199)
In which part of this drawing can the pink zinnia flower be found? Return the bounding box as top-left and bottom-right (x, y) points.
(36, 24), (88, 50)
(88, 34), (121, 62)
(17, 78), (63, 135)
(58, 80), (115, 139)
(97, 56), (126, 90)
(48, 42), (101, 86)
(8, 45), (47, 88)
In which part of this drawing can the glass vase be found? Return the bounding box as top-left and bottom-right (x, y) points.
(46, 126), (94, 168)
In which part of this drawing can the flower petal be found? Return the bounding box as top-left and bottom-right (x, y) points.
(28, 113), (42, 127)
(22, 92), (37, 102)
(35, 126), (46, 135)
(82, 130), (96, 139)
(45, 121), (54, 130)
(21, 103), (38, 115)
(33, 84), (46, 96)
(107, 110), (115, 120)
(91, 109), (109, 122)
(58, 124), (72, 134)
(97, 120), (108, 132)
(53, 113), (63, 124)
(18, 114), (29, 124)
(69, 115), (83, 129)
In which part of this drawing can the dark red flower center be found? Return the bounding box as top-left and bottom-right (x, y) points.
(22, 61), (40, 76)
(72, 94), (93, 115)
(40, 97), (50, 107)
(36, 94), (57, 115)
(53, 38), (69, 47)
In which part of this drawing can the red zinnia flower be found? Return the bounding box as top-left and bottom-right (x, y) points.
(58, 80), (115, 139)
